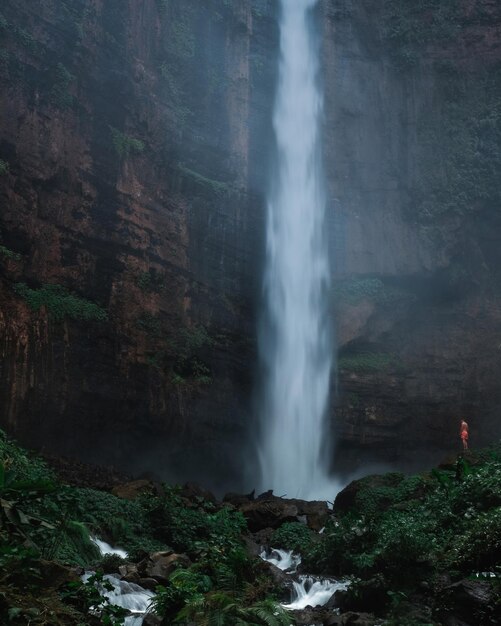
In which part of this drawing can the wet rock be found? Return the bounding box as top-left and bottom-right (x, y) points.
(288, 499), (330, 531)
(139, 577), (161, 591)
(118, 563), (139, 580)
(292, 606), (329, 625)
(181, 482), (217, 504)
(237, 493), (329, 531)
(267, 562), (294, 591)
(240, 498), (299, 531)
(338, 612), (377, 626)
(138, 552), (191, 584)
(143, 614), (162, 626)
(223, 489), (256, 506)
(112, 480), (154, 500)
(243, 534), (262, 557)
(335, 576), (389, 615)
(437, 579), (495, 626)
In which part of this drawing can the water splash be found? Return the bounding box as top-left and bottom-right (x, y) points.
(259, 547), (301, 572)
(259, 0), (337, 499)
(284, 575), (348, 610)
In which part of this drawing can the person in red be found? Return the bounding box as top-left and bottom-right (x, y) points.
(460, 419), (469, 451)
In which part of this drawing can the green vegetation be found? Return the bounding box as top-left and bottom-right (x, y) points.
(381, 0), (461, 68)
(338, 352), (394, 372)
(172, 325), (215, 386)
(136, 312), (162, 337)
(334, 278), (415, 306)
(137, 269), (164, 293)
(51, 62), (75, 108)
(271, 522), (313, 553)
(178, 164), (230, 197)
(413, 65), (501, 222)
(14, 283), (108, 322)
(0, 244), (21, 261)
(0, 159), (9, 175)
(303, 450), (501, 587)
(0, 431), (289, 625)
(109, 127), (145, 160)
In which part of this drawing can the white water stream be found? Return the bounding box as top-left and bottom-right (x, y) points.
(260, 548), (347, 612)
(259, 0), (336, 500)
(260, 547), (301, 572)
(86, 538), (155, 626)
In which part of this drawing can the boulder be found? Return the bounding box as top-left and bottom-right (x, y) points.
(139, 577), (161, 591)
(181, 482), (217, 504)
(437, 579), (495, 626)
(223, 489), (255, 506)
(239, 493), (330, 531)
(333, 474), (403, 516)
(240, 498), (299, 531)
(138, 551), (191, 584)
(36, 560), (81, 589)
(119, 563), (139, 583)
(143, 614), (163, 626)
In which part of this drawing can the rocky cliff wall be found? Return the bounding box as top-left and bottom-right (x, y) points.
(0, 0), (277, 490)
(0, 0), (500, 489)
(322, 0), (501, 473)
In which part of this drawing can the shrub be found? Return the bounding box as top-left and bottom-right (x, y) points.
(110, 126), (145, 159)
(270, 522), (312, 553)
(14, 283), (108, 322)
(0, 244), (21, 260)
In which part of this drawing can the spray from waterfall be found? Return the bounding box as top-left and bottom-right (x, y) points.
(258, 0), (337, 500)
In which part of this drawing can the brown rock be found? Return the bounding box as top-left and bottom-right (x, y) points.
(181, 482), (217, 504)
(138, 551), (191, 584)
(139, 577), (161, 591)
(240, 498), (299, 531)
(112, 480), (154, 500)
(37, 560), (81, 589)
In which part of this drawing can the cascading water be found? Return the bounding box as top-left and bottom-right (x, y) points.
(259, 0), (336, 499)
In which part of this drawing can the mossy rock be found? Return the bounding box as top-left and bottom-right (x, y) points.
(334, 473), (404, 517)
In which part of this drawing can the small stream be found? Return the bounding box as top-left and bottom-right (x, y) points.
(87, 538), (154, 626)
(260, 547), (348, 614)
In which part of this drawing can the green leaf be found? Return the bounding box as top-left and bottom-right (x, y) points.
(8, 607), (23, 620)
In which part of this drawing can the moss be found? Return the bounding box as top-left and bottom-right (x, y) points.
(338, 352), (395, 372)
(413, 65), (501, 222)
(178, 164), (230, 197)
(0, 245), (21, 261)
(0, 159), (9, 175)
(381, 0), (462, 68)
(14, 283), (108, 322)
(109, 126), (145, 160)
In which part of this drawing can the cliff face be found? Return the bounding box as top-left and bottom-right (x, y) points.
(322, 0), (501, 472)
(0, 0), (277, 489)
(0, 0), (500, 488)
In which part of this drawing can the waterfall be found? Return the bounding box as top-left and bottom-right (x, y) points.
(259, 0), (336, 499)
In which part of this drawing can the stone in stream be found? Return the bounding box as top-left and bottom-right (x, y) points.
(137, 551), (191, 584)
